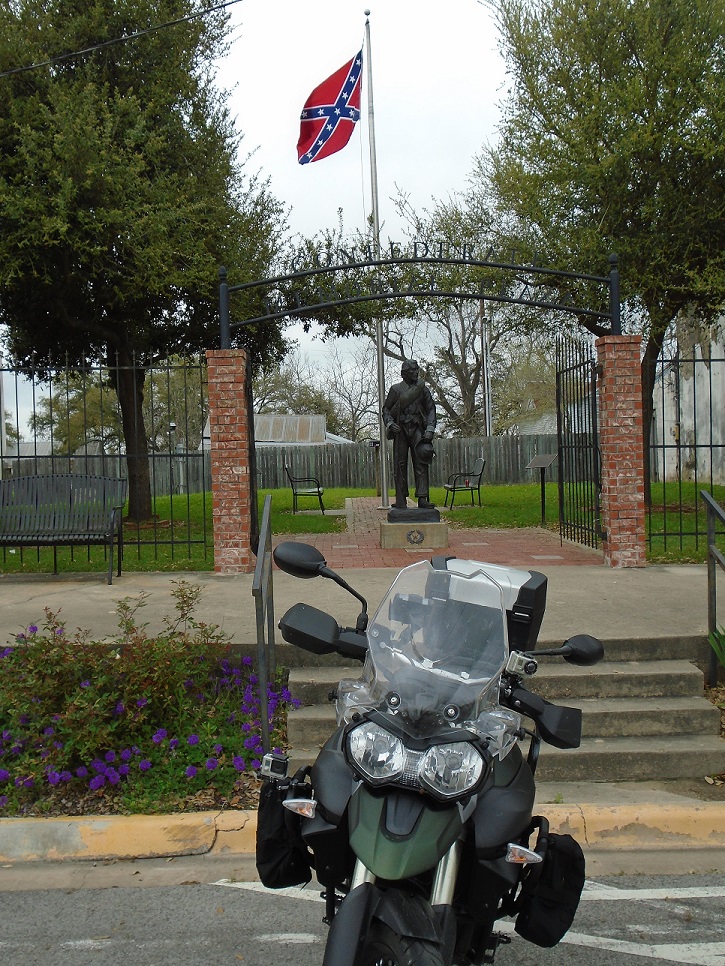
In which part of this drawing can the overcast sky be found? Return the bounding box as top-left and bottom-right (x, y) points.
(215, 0), (508, 241)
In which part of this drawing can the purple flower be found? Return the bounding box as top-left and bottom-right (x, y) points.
(205, 758), (218, 771)
(89, 775), (105, 791)
(120, 748), (132, 762)
(76, 766), (88, 778)
(0, 769), (9, 782)
(213, 743), (223, 755)
(242, 656), (252, 666)
(136, 697), (148, 708)
(138, 759), (152, 772)
(187, 734), (199, 746)
(185, 766), (197, 778)
(106, 769), (120, 785)
(114, 702), (125, 714)
(27, 625), (38, 635)
(152, 729), (167, 744)
(118, 764), (130, 776)
(105, 751), (116, 763)
(0, 796), (7, 808)
(47, 771), (61, 786)
(168, 738), (179, 750)
(80, 680), (91, 689)
(54, 627), (64, 636)
(0, 647), (14, 658)
(233, 756), (245, 772)
(251, 759), (262, 770)
(60, 771), (72, 782)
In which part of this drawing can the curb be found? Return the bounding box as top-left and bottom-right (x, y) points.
(2, 803), (725, 864)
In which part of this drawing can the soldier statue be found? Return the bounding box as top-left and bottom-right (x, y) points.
(383, 359), (437, 510)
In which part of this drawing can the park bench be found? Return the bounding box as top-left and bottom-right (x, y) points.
(0, 474), (127, 584)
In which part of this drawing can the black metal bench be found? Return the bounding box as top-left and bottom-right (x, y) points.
(0, 474), (127, 584)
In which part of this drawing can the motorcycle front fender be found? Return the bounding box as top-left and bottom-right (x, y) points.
(348, 786), (464, 880)
(322, 882), (375, 966)
(322, 883), (444, 966)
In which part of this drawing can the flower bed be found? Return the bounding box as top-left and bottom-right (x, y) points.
(0, 582), (296, 816)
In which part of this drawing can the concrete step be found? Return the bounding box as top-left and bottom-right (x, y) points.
(286, 730), (725, 783)
(288, 660), (706, 706)
(286, 694), (721, 753)
(535, 735), (725, 783)
(531, 660), (705, 701)
(286, 694), (722, 751)
(575, 696), (721, 738)
(276, 635), (710, 670)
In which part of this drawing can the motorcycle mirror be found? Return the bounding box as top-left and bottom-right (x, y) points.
(273, 541), (328, 579)
(561, 634), (605, 666)
(273, 541), (369, 631)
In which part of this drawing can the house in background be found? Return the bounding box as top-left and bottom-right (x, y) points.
(651, 327), (725, 485)
(200, 414), (353, 450)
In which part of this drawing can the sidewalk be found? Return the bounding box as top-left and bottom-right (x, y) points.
(0, 500), (722, 882)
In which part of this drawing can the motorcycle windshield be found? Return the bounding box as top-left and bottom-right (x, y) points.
(337, 560), (520, 750)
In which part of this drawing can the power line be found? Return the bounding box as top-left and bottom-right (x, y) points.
(0, 0), (245, 79)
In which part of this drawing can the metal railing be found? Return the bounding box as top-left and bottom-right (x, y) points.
(702, 490), (725, 688)
(252, 493), (276, 752)
(649, 352), (725, 553)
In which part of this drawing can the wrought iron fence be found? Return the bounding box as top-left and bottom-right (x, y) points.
(649, 351), (725, 553)
(0, 354), (211, 568)
(556, 337), (602, 549)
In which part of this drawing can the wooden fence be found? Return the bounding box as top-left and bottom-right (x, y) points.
(256, 435), (559, 490)
(5, 435), (559, 494)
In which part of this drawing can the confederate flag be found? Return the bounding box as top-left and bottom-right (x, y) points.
(297, 50), (363, 164)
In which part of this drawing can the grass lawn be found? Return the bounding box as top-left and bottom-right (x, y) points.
(1, 482), (723, 574)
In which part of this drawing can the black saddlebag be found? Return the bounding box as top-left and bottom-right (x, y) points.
(514, 825), (585, 948)
(255, 778), (313, 889)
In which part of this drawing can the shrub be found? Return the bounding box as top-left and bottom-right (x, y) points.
(0, 582), (297, 815)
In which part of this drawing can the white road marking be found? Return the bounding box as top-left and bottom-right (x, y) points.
(496, 922), (725, 965)
(582, 883), (725, 901)
(218, 880), (725, 963)
(254, 933), (321, 944)
(214, 880), (325, 902)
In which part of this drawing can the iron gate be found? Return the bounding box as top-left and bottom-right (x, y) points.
(556, 338), (602, 549)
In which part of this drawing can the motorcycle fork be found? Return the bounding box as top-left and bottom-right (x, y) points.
(348, 836), (464, 904)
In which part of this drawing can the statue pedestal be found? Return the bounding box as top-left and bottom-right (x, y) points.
(380, 520), (449, 550)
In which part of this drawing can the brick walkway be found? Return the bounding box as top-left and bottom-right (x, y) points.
(273, 498), (604, 570)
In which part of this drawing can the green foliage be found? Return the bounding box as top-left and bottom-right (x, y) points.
(0, 583), (296, 815)
(709, 627), (725, 670)
(485, 0), (725, 344)
(0, 1), (288, 520)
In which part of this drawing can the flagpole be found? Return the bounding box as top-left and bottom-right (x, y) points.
(364, 9), (390, 510)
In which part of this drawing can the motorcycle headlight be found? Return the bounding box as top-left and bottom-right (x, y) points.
(347, 722), (405, 784)
(347, 722), (486, 800)
(419, 742), (485, 800)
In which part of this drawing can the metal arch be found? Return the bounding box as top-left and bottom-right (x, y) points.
(219, 254), (620, 348)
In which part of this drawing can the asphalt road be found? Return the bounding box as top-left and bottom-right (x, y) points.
(1, 874), (724, 965)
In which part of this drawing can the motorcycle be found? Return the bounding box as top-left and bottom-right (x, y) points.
(256, 541), (604, 966)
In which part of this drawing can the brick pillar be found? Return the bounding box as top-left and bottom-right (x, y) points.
(206, 349), (254, 574)
(596, 335), (647, 568)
